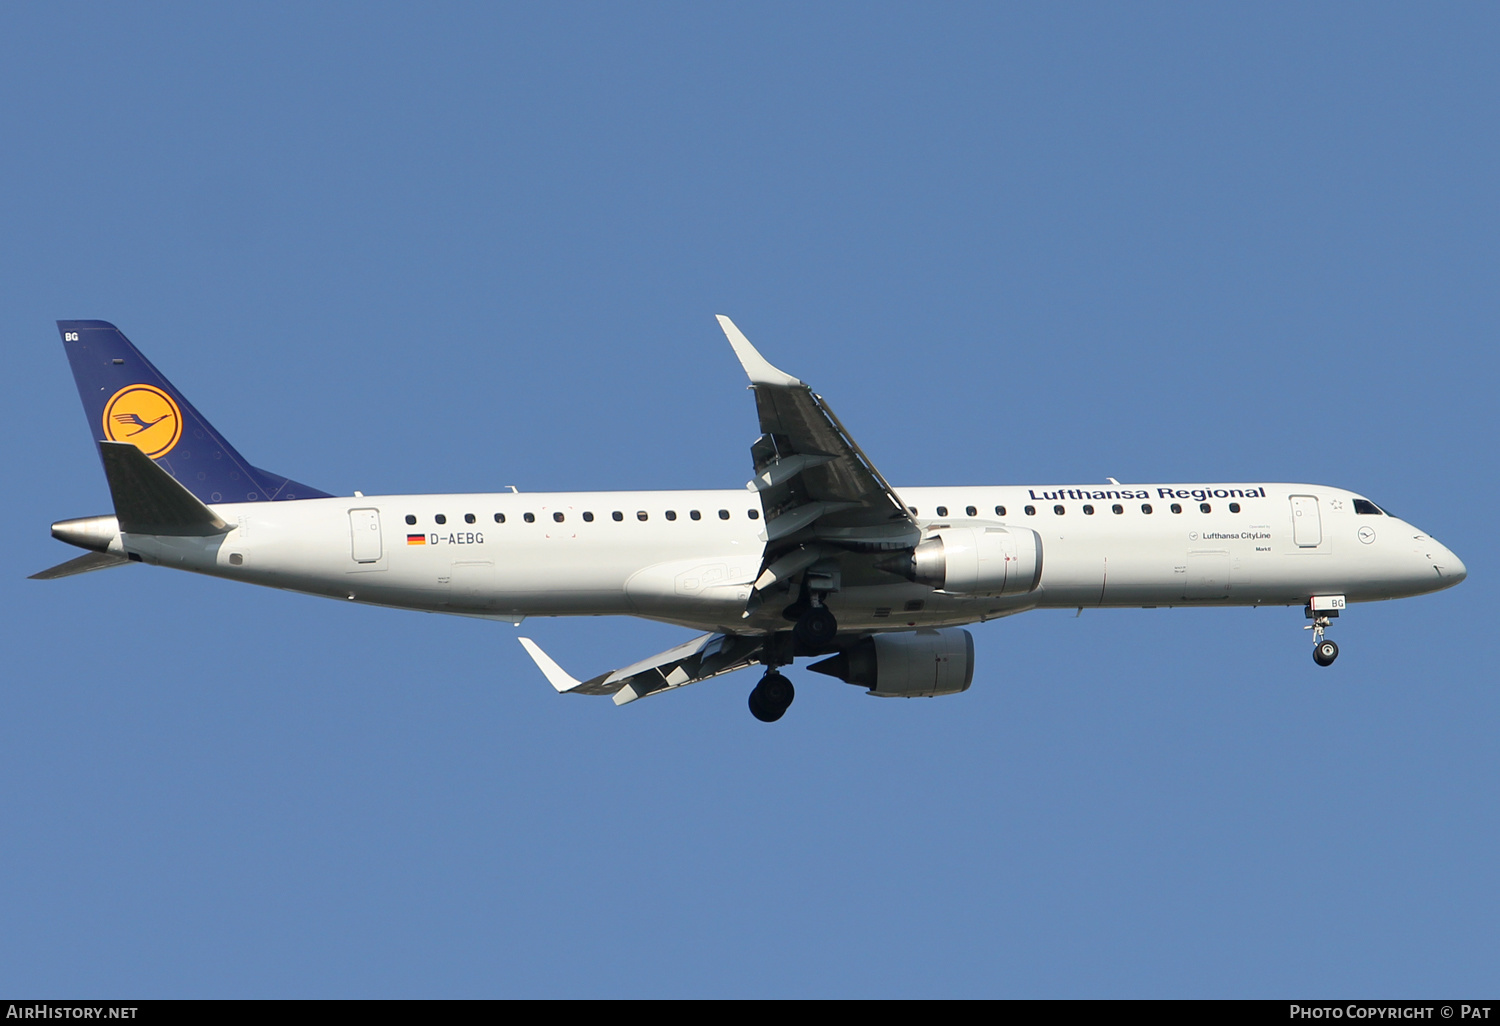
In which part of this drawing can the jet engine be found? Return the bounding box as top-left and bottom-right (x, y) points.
(880, 524), (1042, 596)
(808, 628), (975, 698)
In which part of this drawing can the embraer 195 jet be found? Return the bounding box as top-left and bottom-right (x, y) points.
(35, 318), (1466, 721)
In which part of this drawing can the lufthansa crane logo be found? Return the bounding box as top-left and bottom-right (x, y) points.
(102, 384), (182, 459)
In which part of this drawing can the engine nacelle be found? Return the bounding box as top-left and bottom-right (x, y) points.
(808, 628), (975, 698)
(884, 524), (1042, 595)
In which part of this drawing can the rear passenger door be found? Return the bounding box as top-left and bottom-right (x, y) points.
(348, 508), (385, 569)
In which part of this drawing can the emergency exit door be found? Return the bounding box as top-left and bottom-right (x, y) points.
(349, 508), (383, 563)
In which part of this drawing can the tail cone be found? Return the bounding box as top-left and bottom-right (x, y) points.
(874, 553), (915, 580)
(808, 652), (851, 680)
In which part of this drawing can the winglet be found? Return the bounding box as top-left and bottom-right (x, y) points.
(716, 316), (803, 388)
(517, 637), (583, 693)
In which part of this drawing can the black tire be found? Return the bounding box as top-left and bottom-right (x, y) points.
(781, 599), (811, 623)
(761, 671), (795, 709)
(793, 606), (838, 653)
(749, 672), (795, 722)
(748, 683), (785, 722)
(1313, 640), (1339, 667)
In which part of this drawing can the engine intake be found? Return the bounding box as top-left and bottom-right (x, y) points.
(809, 628), (975, 698)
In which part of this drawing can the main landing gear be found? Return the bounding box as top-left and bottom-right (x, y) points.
(755, 575), (838, 721)
(1304, 595), (1345, 667)
(784, 593), (838, 655)
(749, 670), (795, 722)
(793, 606), (837, 653)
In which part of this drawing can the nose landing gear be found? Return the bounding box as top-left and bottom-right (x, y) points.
(1304, 595), (1346, 667)
(749, 670), (795, 722)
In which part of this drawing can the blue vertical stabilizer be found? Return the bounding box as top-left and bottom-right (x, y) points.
(57, 320), (331, 504)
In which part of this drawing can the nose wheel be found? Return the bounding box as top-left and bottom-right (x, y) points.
(749, 671), (795, 722)
(1304, 596), (1345, 667)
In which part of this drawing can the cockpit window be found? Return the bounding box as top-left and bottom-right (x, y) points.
(1353, 499), (1386, 516)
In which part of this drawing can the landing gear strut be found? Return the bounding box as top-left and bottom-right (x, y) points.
(749, 671), (795, 722)
(1305, 595), (1345, 667)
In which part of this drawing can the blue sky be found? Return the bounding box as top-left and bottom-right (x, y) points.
(2, 4), (1495, 997)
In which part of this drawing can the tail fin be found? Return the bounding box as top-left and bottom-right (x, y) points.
(57, 320), (330, 504)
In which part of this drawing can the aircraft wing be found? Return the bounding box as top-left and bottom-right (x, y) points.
(716, 316), (920, 594)
(518, 632), (765, 706)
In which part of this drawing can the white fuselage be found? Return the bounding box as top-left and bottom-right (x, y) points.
(110, 481), (1465, 635)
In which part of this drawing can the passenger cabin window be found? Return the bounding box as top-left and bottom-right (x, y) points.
(553, 512), (565, 522)
(1112, 504), (1124, 515)
(612, 511), (624, 521)
(665, 510), (677, 521)
(936, 506), (948, 517)
(494, 513), (506, 524)
(582, 511), (594, 522)
(465, 513), (476, 524)
(908, 507), (918, 515)
(966, 506), (977, 517)
(995, 506), (1006, 517)
(1353, 499), (1385, 516)
(748, 509), (760, 520)
(435, 514), (447, 525)
(719, 510), (730, 520)
(1083, 505), (1095, 515)
(405, 515), (417, 525)
(524, 512), (535, 523)
(1053, 505), (1065, 515)
(1024, 505), (1036, 516)
(1171, 503), (1182, 514)
(690, 510), (701, 520)
(1141, 504), (1153, 514)
(637, 511), (649, 521)
(1229, 503), (1241, 513)
(1200, 503), (1211, 513)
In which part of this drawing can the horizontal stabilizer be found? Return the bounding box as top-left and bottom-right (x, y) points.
(100, 441), (230, 536)
(29, 550), (131, 580)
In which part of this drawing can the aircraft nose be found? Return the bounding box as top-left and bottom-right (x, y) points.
(1423, 537), (1466, 587)
(1441, 546), (1467, 585)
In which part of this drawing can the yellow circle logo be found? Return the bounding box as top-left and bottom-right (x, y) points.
(102, 384), (182, 459)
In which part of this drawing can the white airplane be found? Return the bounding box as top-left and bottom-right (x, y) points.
(36, 317), (1466, 721)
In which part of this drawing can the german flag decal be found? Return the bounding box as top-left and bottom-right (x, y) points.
(407, 534), (426, 545)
